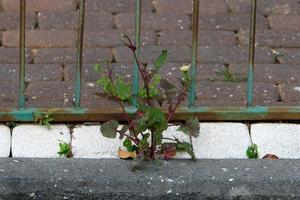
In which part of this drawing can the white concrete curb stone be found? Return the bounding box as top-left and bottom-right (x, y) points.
(193, 123), (251, 159)
(72, 125), (120, 158)
(251, 123), (300, 158)
(12, 125), (70, 158)
(0, 125), (11, 157)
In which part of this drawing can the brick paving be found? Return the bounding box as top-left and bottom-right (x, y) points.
(0, 0), (299, 108)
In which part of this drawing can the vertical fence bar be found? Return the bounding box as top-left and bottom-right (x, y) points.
(74, 0), (86, 109)
(19, 0), (26, 109)
(188, 0), (200, 108)
(246, 0), (257, 107)
(132, 0), (141, 108)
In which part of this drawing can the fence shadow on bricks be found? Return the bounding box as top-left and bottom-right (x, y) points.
(0, 0), (299, 122)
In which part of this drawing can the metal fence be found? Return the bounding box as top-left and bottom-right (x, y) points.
(0, 0), (299, 122)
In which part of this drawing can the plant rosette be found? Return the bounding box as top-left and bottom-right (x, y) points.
(96, 34), (199, 168)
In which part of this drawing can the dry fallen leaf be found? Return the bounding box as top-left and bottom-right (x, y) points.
(262, 154), (279, 160)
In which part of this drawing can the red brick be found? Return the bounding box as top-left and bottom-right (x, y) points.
(84, 29), (157, 47)
(198, 46), (275, 64)
(276, 49), (300, 65)
(195, 81), (279, 106)
(229, 64), (300, 84)
(229, 0), (300, 15)
(114, 46), (274, 64)
(268, 15), (300, 30)
(114, 46), (191, 63)
(0, 64), (63, 82)
(85, 0), (154, 13)
(199, 14), (268, 31)
(26, 81), (74, 107)
(153, 0), (228, 15)
(80, 83), (120, 108)
(0, 48), (32, 64)
(34, 48), (113, 64)
(0, 12), (36, 30)
(2, 0), (77, 12)
(0, 79), (18, 108)
(159, 30), (236, 46)
(115, 13), (191, 30)
(38, 11), (113, 30)
(64, 63), (133, 82)
(238, 29), (300, 48)
(2, 30), (77, 48)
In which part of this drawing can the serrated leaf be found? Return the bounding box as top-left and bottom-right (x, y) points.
(115, 77), (131, 101)
(154, 50), (168, 71)
(57, 142), (71, 157)
(100, 120), (119, 139)
(177, 117), (200, 138)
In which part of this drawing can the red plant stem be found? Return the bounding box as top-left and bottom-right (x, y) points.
(167, 87), (188, 122)
(106, 73), (140, 143)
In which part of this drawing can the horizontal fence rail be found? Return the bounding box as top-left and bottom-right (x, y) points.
(0, 0), (299, 122)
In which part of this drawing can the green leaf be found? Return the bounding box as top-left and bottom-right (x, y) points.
(246, 144), (259, 159)
(154, 131), (162, 145)
(97, 76), (113, 95)
(94, 64), (103, 73)
(154, 50), (168, 71)
(100, 120), (119, 139)
(177, 117), (200, 138)
(176, 141), (196, 161)
(136, 118), (147, 132)
(146, 107), (168, 133)
(115, 77), (131, 101)
(58, 142), (71, 157)
(138, 137), (150, 151)
(123, 138), (133, 152)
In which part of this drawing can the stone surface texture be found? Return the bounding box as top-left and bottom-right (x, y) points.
(72, 125), (120, 158)
(194, 123), (251, 159)
(0, 158), (299, 199)
(251, 123), (300, 158)
(11, 125), (71, 158)
(0, 125), (11, 157)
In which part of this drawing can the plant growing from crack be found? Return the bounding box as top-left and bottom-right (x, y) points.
(95, 34), (199, 167)
(218, 65), (247, 82)
(57, 140), (72, 158)
(33, 109), (56, 130)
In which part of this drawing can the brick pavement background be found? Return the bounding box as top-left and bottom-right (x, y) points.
(0, 0), (299, 108)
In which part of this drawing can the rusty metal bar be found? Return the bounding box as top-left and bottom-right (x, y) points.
(19, 0), (26, 109)
(188, 0), (200, 108)
(0, 106), (300, 122)
(246, 0), (257, 107)
(74, 0), (86, 109)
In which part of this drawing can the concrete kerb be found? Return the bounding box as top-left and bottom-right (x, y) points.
(1, 123), (300, 158)
(0, 158), (299, 199)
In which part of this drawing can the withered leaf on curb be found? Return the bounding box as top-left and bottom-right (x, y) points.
(262, 154), (279, 160)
